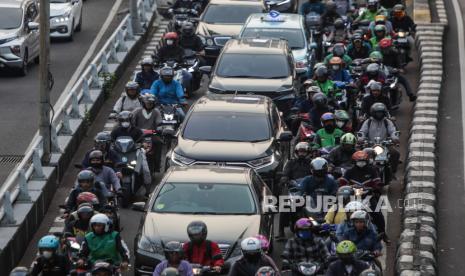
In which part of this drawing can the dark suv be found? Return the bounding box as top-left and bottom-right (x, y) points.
(200, 38), (304, 114)
(167, 94), (292, 192)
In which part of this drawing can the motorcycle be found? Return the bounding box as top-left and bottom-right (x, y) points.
(191, 264), (219, 276)
(394, 30), (410, 68)
(183, 49), (201, 92)
(168, 7), (200, 31)
(384, 67), (402, 110)
(305, 12), (322, 61)
(332, 81), (349, 110)
(282, 261), (324, 276)
(355, 250), (383, 274)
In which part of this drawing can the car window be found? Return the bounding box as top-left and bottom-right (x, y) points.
(241, 28), (305, 49)
(202, 4), (263, 24)
(216, 53), (290, 79)
(183, 111), (271, 142)
(271, 106), (281, 132)
(25, 3), (38, 22)
(152, 183), (256, 214)
(0, 8), (23, 29)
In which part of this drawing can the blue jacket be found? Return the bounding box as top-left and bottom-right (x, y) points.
(300, 175), (338, 200)
(336, 221), (378, 241)
(330, 69), (353, 83)
(340, 224), (382, 252)
(150, 79), (186, 105)
(299, 1), (325, 15)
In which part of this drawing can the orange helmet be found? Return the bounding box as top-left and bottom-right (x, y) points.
(374, 15), (386, 24)
(352, 151), (369, 161)
(329, 56), (344, 65)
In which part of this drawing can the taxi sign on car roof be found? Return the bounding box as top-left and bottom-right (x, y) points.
(262, 10), (285, 22)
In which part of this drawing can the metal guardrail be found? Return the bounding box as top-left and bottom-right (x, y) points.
(0, 0), (156, 225)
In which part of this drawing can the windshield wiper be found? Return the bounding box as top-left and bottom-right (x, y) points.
(222, 75), (256, 78)
(188, 211), (219, 215)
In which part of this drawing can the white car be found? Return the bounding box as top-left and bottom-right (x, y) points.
(50, 0), (83, 41)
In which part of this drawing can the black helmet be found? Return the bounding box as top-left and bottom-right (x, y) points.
(187, 221), (208, 243)
(118, 110), (133, 128)
(94, 131), (111, 151)
(334, 19), (344, 29)
(161, 268), (180, 276)
(366, 63), (380, 78)
(314, 66), (328, 78)
(181, 22), (195, 36)
(77, 170), (95, 184)
(9, 267), (29, 276)
(332, 43), (345, 57)
(326, 0), (337, 11)
(370, 102), (387, 120)
(164, 241), (183, 259)
(142, 93), (159, 108)
(160, 67), (175, 78)
(312, 92), (328, 107)
(89, 150), (103, 161)
(91, 261), (113, 275)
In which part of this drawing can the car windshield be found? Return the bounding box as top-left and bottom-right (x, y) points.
(241, 28), (305, 49)
(216, 53), (290, 78)
(153, 183), (256, 214)
(0, 8), (22, 29)
(183, 111), (271, 142)
(202, 4), (263, 24)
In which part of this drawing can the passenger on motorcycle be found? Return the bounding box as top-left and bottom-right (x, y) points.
(30, 235), (71, 276)
(324, 43), (352, 67)
(309, 92), (332, 130)
(136, 57), (160, 91)
(229, 237), (279, 276)
(112, 81), (143, 114)
(328, 133), (357, 170)
(150, 67), (188, 120)
(65, 170), (106, 213)
(299, 0), (326, 16)
(369, 25), (390, 48)
(300, 158), (338, 204)
(183, 221), (224, 273)
(354, 0), (388, 23)
(78, 214), (130, 269)
(334, 110), (352, 132)
(335, 201), (373, 241)
(282, 218), (330, 269)
(325, 186), (355, 224)
(328, 57), (353, 83)
(368, 15), (394, 37)
(315, 112), (345, 149)
(99, 205), (120, 232)
(254, 235), (271, 255)
(88, 150), (121, 198)
(320, 1), (342, 28)
(111, 111), (144, 143)
(64, 203), (95, 238)
(340, 211), (382, 255)
(347, 33), (372, 60)
(325, 240), (370, 276)
(281, 142), (313, 185)
(82, 132), (119, 169)
(361, 81), (391, 116)
(154, 241), (193, 276)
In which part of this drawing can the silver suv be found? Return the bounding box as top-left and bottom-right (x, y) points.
(0, 0), (40, 76)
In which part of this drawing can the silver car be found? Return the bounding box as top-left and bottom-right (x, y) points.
(0, 0), (40, 76)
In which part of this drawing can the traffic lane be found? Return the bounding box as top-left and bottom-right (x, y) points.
(437, 0), (464, 273)
(0, 0), (118, 181)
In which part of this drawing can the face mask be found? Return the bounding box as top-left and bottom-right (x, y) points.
(324, 124), (335, 132)
(166, 40), (174, 46)
(373, 112), (385, 120)
(91, 162), (103, 169)
(332, 65), (340, 71)
(42, 251), (53, 259)
(244, 252), (261, 263)
(162, 77), (172, 84)
(121, 122), (130, 128)
(336, 120), (345, 128)
(297, 230), (312, 240)
(356, 161), (367, 168)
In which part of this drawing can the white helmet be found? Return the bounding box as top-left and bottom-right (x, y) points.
(141, 57), (154, 66)
(310, 157), (328, 170)
(90, 214), (111, 233)
(350, 210), (369, 221)
(241, 237), (262, 254)
(344, 201), (367, 213)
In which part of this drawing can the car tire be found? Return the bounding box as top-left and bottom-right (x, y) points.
(18, 50), (28, 77)
(67, 20), (75, 42)
(75, 12), (82, 32)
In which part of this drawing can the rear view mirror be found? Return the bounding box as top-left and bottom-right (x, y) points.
(28, 22), (39, 31)
(132, 202), (146, 212)
(199, 66), (212, 75)
(278, 131), (293, 141)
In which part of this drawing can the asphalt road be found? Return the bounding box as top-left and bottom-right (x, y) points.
(437, 0), (465, 274)
(0, 0), (124, 183)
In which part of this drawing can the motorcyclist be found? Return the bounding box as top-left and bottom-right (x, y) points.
(330, 18), (350, 44)
(171, 0), (201, 14)
(112, 81), (143, 114)
(370, 25), (390, 48)
(327, 133), (357, 170)
(314, 66), (336, 99)
(179, 22), (204, 54)
(64, 203), (95, 238)
(334, 109), (352, 132)
(347, 33), (372, 60)
(65, 170), (106, 213)
(340, 210), (382, 255)
(309, 92), (332, 130)
(354, 0), (387, 23)
(335, 201), (372, 241)
(82, 132), (119, 169)
(361, 81), (391, 116)
(325, 186), (355, 224)
(390, 4), (415, 33)
(87, 150), (121, 199)
(150, 67), (188, 120)
(135, 57), (159, 91)
(299, 0), (326, 16)
(229, 237), (280, 276)
(183, 221), (224, 273)
(315, 112), (345, 149)
(110, 110), (144, 143)
(132, 94), (164, 172)
(325, 240), (370, 276)
(78, 214), (130, 269)
(154, 241), (193, 276)
(328, 57), (353, 83)
(30, 235), (71, 276)
(281, 142), (313, 185)
(320, 1), (342, 28)
(254, 235), (271, 255)
(323, 43), (352, 67)
(377, 38), (402, 67)
(368, 15), (394, 37)
(300, 158), (338, 204)
(282, 218), (330, 269)
(359, 103), (400, 177)
(359, 63), (386, 88)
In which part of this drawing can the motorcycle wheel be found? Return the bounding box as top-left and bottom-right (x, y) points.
(121, 177), (132, 208)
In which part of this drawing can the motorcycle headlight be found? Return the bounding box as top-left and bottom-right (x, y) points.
(389, 82), (396, 89)
(247, 155), (274, 168)
(373, 145), (384, 155)
(299, 264), (317, 275)
(130, 160), (137, 166)
(206, 38), (214, 46)
(172, 151), (196, 165)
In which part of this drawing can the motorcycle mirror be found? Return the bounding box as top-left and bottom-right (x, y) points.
(278, 131), (293, 141)
(74, 163), (83, 169)
(132, 202), (146, 212)
(356, 131), (364, 138)
(199, 66), (212, 75)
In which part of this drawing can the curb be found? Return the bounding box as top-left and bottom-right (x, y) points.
(396, 0), (447, 274)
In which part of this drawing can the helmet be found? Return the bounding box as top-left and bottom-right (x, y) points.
(94, 131), (111, 151)
(379, 38), (393, 49)
(77, 170), (95, 184)
(332, 43), (345, 57)
(125, 81), (139, 97)
(91, 261), (113, 275)
(141, 57), (153, 67)
(337, 186), (354, 199)
(77, 203), (94, 218)
(256, 266), (276, 276)
(320, 112), (335, 124)
(254, 235), (270, 252)
(329, 57), (343, 71)
(181, 21), (195, 36)
(164, 241), (183, 258)
(118, 110), (132, 128)
(160, 66), (175, 78)
(90, 213), (111, 233)
(374, 24), (386, 34)
(393, 4), (405, 18)
(314, 65), (328, 77)
(161, 268), (180, 276)
(334, 18), (344, 29)
(326, 1), (337, 11)
(360, 269), (381, 276)
(241, 237), (261, 254)
(187, 220), (208, 243)
(313, 62), (325, 71)
(340, 133), (356, 145)
(142, 93), (158, 108)
(38, 235), (59, 250)
(294, 218), (316, 240)
(77, 192), (99, 206)
(295, 142), (310, 156)
(336, 240), (357, 254)
(89, 150), (103, 162)
(366, 63), (380, 77)
(335, 110), (350, 128)
(164, 32), (179, 43)
(9, 267), (29, 276)
(367, 0), (378, 8)
(344, 201), (367, 213)
(368, 81), (382, 91)
(352, 33), (363, 42)
(310, 157), (328, 177)
(312, 92), (327, 107)
(369, 51), (383, 62)
(374, 15), (386, 24)
(370, 102), (388, 120)
(350, 210), (369, 222)
(352, 150), (369, 161)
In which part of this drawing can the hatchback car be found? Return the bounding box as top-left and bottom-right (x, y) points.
(201, 37), (302, 113)
(196, 0), (265, 64)
(0, 0), (39, 76)
(49, 0), (83, 41)
(133, 165), (276, 275)
(167, 94), (292, 190)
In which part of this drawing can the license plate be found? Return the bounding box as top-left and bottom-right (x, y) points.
(397, 38), (407, 43)
(163, 120), (177, 124)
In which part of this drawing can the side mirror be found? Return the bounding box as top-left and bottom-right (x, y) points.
(295, 68), (307, 75)
(356, 131), (364, 139)
(199, 66), (212, 75)
(132, 202), (146, 212)
(278, 131), (293, 141)
(27, 22), (39, 31)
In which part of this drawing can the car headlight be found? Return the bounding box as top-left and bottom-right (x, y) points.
(206, 38), (214, 46)
(138, 236), (164, 254)
(52, 15), (70, 23)
(247, 155), (274, 168)
(172, 151), (196, 165)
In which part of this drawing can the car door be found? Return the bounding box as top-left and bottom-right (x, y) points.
(24, 2), (39, 59)
(251, 171), (274, 239)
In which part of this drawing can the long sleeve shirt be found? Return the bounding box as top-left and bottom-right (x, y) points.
(150, 79), (186, 105)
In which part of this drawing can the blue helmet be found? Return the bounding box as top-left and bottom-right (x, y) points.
(38, 235), (59, 250)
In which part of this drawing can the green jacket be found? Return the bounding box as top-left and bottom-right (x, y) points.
(85, 231), (121, 264)
(356, 8), (388, 22)
(370, 35), (391, 48)
(316, 79), (336, 98)
(316, 128), (345, 148)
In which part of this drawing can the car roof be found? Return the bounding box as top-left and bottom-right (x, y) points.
(165, 166), (251, 185)
(223, 37), (288, 55)
(0, 0), (26, 8)
(244, 12), (304, 29)
(192, 94), (271, 114)
(208, 0), (263, 6)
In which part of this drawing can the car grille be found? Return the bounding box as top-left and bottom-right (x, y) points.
(214, 37), (231, 46)
(218, 244), (231, 257)
(193, 161), (252, 168)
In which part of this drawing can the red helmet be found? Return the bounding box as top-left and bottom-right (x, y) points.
(379, 38), (393, 49)
(352, 150), (369, 161)
(76, 192), (99, 206)
(164, 32), (178, 41)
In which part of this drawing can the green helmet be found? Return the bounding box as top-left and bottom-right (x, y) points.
(374, 24), (386, 32)
(369, 51), (383, 61)
(340, 133), (357, 145)
(336, 240), (357, 254)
